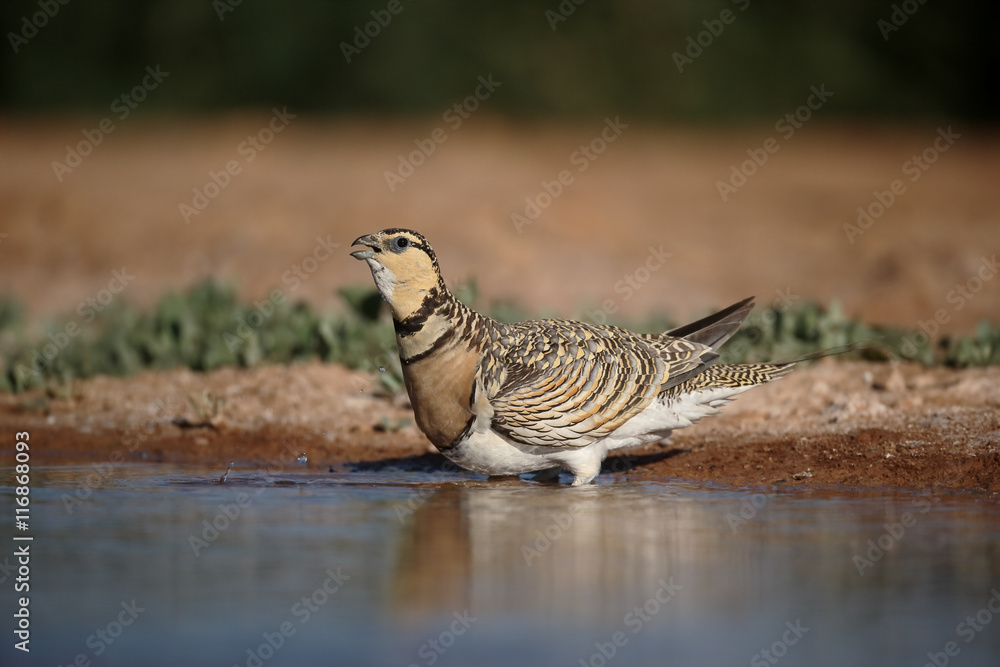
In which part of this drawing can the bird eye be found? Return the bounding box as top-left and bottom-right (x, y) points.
(393, 237), (410, 250)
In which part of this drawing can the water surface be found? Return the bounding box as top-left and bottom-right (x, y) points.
(2, 463), (998, 666)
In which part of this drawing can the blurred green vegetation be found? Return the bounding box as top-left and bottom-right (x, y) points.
(1, 280), (997, 394)
(1, 0), (996, 120)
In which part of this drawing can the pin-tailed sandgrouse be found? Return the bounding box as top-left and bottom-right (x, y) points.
(351, 228), (791, 485)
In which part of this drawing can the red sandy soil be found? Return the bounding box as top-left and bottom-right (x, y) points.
(1, 118), (998, 493)
(2, 359), (997, 494)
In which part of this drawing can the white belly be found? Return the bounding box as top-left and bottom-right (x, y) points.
(444, 429), (569, 476)
(442, 383), (754, 483)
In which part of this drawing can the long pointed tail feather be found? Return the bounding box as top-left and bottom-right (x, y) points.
(665, 296), (755, 351)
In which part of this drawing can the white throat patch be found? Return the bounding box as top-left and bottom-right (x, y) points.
(367, 259), (396, 304)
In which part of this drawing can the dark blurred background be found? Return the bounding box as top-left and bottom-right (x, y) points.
(1, 0), (997, 120)
(2, 0), (998, 339)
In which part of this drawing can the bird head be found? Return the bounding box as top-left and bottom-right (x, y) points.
(350, 228), (446, 318)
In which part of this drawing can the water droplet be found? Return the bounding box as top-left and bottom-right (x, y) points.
(220, 461), (234, 483)
(297, 453), (308, 464)
(378, 366), (386, 372)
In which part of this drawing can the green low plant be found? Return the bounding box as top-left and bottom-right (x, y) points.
(1, 281), (997, 393)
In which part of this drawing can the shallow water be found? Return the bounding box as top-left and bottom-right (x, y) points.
(2, 463), (999, 667)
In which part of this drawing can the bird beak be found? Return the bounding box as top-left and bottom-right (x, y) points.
(350, 234), (380, 260)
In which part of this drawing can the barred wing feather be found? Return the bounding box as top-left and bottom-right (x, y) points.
(485, 320), (716, 448)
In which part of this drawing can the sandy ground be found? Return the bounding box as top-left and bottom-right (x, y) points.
(1, 118), (998, 493)
(3, 359), (997, 493)
(1, 117), (998, 329)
